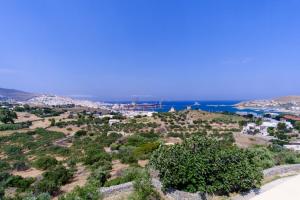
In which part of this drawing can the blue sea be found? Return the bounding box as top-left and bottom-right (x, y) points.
(102, 100), (263, 114)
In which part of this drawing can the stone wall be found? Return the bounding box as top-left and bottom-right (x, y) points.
(99, 178), (206, 200)
(263, 164), (300, 178)
(100, 164), (300, 200)
(99, 182), (134, 198)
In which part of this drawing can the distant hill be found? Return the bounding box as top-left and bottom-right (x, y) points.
(0, 88), (38, 101)
(275, 96), (300, 103)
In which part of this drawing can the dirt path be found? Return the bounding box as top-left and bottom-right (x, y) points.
(52, 164), (90, 200)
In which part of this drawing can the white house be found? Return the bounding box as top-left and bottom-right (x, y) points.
(242, 119), (293, 136)
(109, 119), (120, 126)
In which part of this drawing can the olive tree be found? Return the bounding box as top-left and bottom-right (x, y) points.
(150, 135), (263, 194)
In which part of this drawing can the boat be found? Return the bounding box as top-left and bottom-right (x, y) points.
(194, 101), (200, 106)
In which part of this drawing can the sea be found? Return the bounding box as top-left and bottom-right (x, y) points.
(101, 100), (264, 114)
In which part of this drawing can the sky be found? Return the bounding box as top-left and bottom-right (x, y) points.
(0, 0), (300, 101)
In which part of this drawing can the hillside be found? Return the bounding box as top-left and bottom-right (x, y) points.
(275, 96), (300, 103)
(236, 95), (300, 115)
(0, 88), (38, 101)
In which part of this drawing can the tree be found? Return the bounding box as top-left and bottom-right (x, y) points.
(49, 118), (56, 126)
(150, 136), (263, 194)
(0, 108), (17, 124)
(277, 122), (287, 131)
(295, 121), (300, 131)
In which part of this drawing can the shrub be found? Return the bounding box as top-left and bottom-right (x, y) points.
(34, 156), (58, 170)
(133, 142), (160, 159)
(0, 121), (32, 131)
(58, 184), (101, 200)
(0, 160), (10, 171)
(83, 150), (111, 166)
(35, 165), (73, 195)
(6, 175), (35, 191)
(150, 136), (263, 194)
(118, 146), (137, 164)
(129, 169), (160, 200)
(126, 135), (147, 147)
(13, 161), (30, 171)
(104, 168), (143, 187)
(23, 193), (51, 200)
(0, 187), (4, 199)
(3, 145), (22, 156)
(248, 146), (275, 169)
(34, 180), (59, 195)
(274, 150), (299, 165)
(0, 108), (17, 124)
(43, 165), (73, 185)
(75, 130), (87, 138)
(47, 146), (70, 156)
(89, 167), (110, 187)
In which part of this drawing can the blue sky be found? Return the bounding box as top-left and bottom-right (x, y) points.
(0, 0), (300, 101)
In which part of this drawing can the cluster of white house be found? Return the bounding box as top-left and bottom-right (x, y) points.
(242, 118), (293, 136)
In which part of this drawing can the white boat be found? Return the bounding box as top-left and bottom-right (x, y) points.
(194, 101), (200, 106)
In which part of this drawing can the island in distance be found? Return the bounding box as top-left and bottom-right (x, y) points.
(236, 96), (300, 115)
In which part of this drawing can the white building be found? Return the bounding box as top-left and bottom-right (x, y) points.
(284, 144), (300, 151)
(169, 107), (176, 113)
(109, 119), (120, 126)
(242, 119), (293, 136)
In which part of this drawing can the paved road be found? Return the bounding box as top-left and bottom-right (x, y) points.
(232, 176), (294, 200)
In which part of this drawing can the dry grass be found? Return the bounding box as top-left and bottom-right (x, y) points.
(138, 160), (149, 168)
(234, 133), (270, 148)
(12, 167), (44, 178)
(47, 125), (83, 136)
(15, 112), (41, 123)
(110, 160), (129, 180)
(164, 137), (182, 145)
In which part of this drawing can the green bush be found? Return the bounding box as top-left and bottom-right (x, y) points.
(274, 150), (300, 165)
(129, 169), (161, 200)
(248, 146), (275, 169)
(3, 145), (22, 156)
(0, 186), (4, 199)
(34, 179), (59, 195)
(35, 165), (73, 195)
(74, 130), (87, 138)
(47, 146), (70, 156)
(0, 108), (17, 124)
(89, 167), (110, 187)
(13, 161), (30, 171)
(150, 136), (263, 194)
(34, 156), (58, 170)
(126, 135), (147, 147)
(104, 167), (143, 187)
(43, 165), (73, 185)
(23, 193), (51, 200)
(6, 175), (35, 191)
(83, 150), (111, 166)
(118, 146), (138, 164)
(58, 184), (101, 200)
(133, 142), (160, 159)
(0, 160), (10, 171)
(0, 121), (32, 131)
